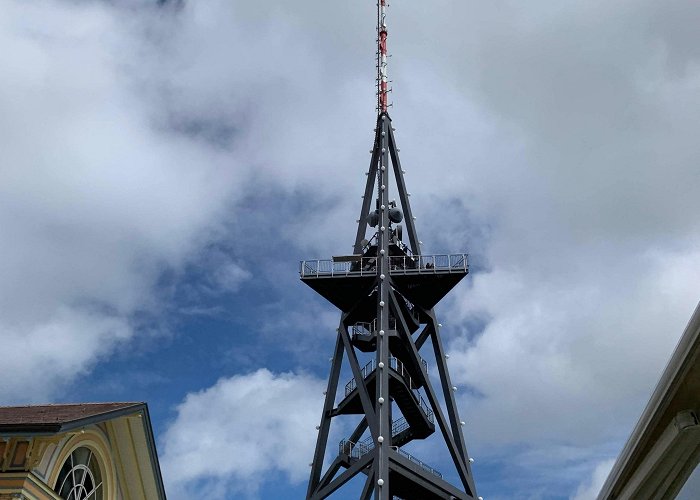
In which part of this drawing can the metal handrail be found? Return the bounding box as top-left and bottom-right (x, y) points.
(416, 394), (434, 424)
(345, 356), (427, 397)
(299, 253), (468, 278)
(388, 357), (428, 391)
(351, 318), (398, 339)
(338, 435), (442, 478)
(345, 359), (376, 396)
(397, 448), (443, 478)
(344, 357), (433, 428)
(339, 438), (373, 460)
(392, 417), (410, 436)
(352, 322), (373, 337)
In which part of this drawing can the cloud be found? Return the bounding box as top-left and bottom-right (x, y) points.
(0, 0), (243, 401)
(160, 369), (324, 499)
(572, 458), (615, 500)
(2, 0), (700, 497)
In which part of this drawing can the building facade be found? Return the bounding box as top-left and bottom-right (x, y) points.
(0, 402), (165, 500)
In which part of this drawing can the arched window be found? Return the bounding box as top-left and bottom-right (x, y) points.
(54, 446), (103, 500)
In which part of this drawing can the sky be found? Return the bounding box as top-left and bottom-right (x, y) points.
(1, 0), (699, 498)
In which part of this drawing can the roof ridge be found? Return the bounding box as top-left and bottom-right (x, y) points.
(0, 402), (142, 409)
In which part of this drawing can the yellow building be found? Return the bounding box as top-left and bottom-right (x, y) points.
(0, 402), (165, 499)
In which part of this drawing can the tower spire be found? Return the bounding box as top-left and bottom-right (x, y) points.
(302, 3), (479, 499)
(377, 0), (389, 112)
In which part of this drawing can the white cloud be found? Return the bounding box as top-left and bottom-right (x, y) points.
(2, 0), (700, 496)
(572, 458), (615, 500)
(0, 307), (131, 401)
(447, 248), (700, 449)
(161, 369), (324, 499)
(0, 0), (243, 401)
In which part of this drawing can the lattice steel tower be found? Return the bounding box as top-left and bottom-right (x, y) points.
(302, 2), (479, 499)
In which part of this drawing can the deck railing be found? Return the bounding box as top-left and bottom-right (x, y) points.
(392, 416), (410, 435)
(338, 438), (373, 460)
(345, 356), (428, 397)
(397, 448), (443, 478)
(299, 253), (468, 278)
(338, 436), (442, 478)
(343, 357), (433, 425)
(351, 318), (398, 339)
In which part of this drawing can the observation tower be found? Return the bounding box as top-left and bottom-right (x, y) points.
(302, 2), (480, 499)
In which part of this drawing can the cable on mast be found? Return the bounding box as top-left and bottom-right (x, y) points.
(377, 0), (389, 113)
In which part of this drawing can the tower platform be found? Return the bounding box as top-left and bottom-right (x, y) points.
(300, 252), (468, 311)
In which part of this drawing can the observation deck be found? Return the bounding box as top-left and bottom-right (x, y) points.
(300, 252), (468, 312)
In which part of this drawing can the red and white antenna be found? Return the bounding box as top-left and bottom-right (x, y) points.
(377, 0), (389, 112)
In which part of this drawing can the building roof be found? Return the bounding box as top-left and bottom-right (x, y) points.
(0, 402), (144, 434)
(597, 302), (700, 498)
(0, 402), (167, 498)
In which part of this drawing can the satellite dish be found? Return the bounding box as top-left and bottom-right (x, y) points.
(389, 207), (403, 223)
(367, 211), (379, 227)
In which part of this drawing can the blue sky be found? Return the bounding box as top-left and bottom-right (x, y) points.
(2, 0), (700, 499)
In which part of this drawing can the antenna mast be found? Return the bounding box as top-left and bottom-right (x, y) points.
(377, 0), (389, 112)
(303, 3), (480, 498)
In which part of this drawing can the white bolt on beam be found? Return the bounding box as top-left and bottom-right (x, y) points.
(379, 330), (385, 336)
(438, 323), (443, 327)
(377, 479), (384, 486)
(316, 425), (320, 430)
(378, 397), (385, 404)
(445, 354), (450, 359)
(460, 421), (466, 426)
(452, 386), (458, 391)
(378, 436), (384, 443)
(379, 301), (385, 307)
(378, 362), (385, 368)
(381, 205), (385, 210)
(380, 274), (385, 279)
(469, 457), (475, 463)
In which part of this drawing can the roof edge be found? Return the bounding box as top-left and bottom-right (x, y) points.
(597, 301), (700, 499)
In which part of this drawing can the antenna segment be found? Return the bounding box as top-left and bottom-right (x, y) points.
(377, 0), (389, 112)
